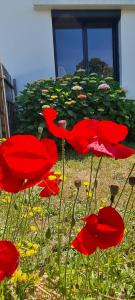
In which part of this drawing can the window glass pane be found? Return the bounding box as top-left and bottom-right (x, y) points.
(55, 29), (83, 76)
(87, 28), (113, 77)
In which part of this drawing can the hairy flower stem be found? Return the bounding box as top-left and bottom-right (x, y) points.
(96, 249), (100, 299)
(85, 154), (94, 214)
(57, 139), (65, 275)
(123, 186), (134, 219)
(115, 162), (135, 208)
(0, 282), (5, 300)
(64, 188), (79, 296)
(89, 156), (103, 214)
(12, 191), (27, 241)
(19, 189), (33, 242)
(2, 195), (12, 239)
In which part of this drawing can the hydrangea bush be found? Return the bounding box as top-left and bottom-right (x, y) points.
(0, 106), (135, 299)
(15, 72), (135, 141)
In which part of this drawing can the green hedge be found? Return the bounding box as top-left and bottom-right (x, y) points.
(15, 72), (135, 141)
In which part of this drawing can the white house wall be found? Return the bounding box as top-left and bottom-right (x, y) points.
(120, 9), (135, 98)
(0, 0), (135, 98)
(0, 0), (55, 92)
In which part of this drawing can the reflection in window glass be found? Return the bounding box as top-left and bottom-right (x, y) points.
(55, 29), (83, 76)
(87, 28), (113, 77)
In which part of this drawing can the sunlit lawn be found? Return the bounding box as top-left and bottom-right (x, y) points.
(0, 148), (135, 299)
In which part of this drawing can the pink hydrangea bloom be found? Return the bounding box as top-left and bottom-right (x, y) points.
(98, 83), (110, 90)
(72, 85), (83, 91)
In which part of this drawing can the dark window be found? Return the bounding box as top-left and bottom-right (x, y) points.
(87, 28), (113, 77)
(55, 29), (83, 76)
(52, 10), (120, 80)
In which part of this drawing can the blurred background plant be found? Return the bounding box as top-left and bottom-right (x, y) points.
(15, 72), (135, 142)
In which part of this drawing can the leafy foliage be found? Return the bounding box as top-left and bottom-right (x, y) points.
(15, 72), (135, 141)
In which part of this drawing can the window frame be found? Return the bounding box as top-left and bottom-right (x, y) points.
(52, 10), (121, 81)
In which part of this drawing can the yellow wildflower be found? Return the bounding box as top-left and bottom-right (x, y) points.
(83, 181), (90, 187)
(17, 242), (23, 248)
(86, 191), (93, 198)
(30, 225), (38, 232)
(71, 287), (78, 294)
(100, 198), (107, 203)
(27, 242), (39, 250)
(25, 249), (37, 256)
(32, 206), (43, 215)
(32, 244), (39, 250)
(11, 270), (28, 283)
(28, 211), (34, 217)
(50, 95), (58, 100)
(1, 197), (12, 203)
(54, 171), (61, 176)
(18, 249), (25, 257)
(21, 213), (27, 218)
(48, 175), (57, 181)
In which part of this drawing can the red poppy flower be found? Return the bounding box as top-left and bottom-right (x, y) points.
(38, 171), (62, 197)
(0, 135), (58, 193)
(43, 107), (135, 158)
(71, 206), (124, 255)
(0, 240), (19, 282)
(42, 107), (98, 154)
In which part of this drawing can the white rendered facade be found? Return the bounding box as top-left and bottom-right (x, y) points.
(0, 0), (135, 98)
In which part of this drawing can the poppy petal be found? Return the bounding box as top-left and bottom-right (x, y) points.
(71, 225), (97, 255)
(41, 138), (58, 166)
(87, 140), (116, 158)
(98, 121), (128, 144)
(114, 144), (135, 159)
(40, 184), (59, 197)
(0, 271), (5, 282)
(97, 206), (124, 249)
(0, 241), (19, 281)
(1, 135), (52, 180)
(42, 107), (69, 138)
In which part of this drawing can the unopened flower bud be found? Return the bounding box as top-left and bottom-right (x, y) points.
(94, 180), (98, 188)
(110, 185), (119, 196)
(129, 177), (135, 187)
(110, 185), (119, 205)
(74, 179), (81, 189)
(38, 126), (43, 135)
(58, 120), (67, 129)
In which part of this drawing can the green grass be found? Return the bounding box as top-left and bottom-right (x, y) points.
(0, 150), (135, 300)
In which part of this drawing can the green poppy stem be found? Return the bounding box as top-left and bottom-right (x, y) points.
(85, 154), (94, 214)
(57, 139), (65, 276)
(123, 186), (134, 219)
(2, 194), (12, 239)
(0, 281), (5, 300)
(64, 188), (79, 296)
(115, 162), (135, 208)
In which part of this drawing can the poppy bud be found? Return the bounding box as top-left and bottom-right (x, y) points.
(58, 120), (67, 129)
(110, 185), (119, 204)
(110, 185), (119, 196)
(38, 126), (43, 135)
(94, 180), (98, 188)
(74, 179), (81, 189)
(71, 217), (76, 227)
(129, 176), (135, 186)
(46, 227), (51, 239)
